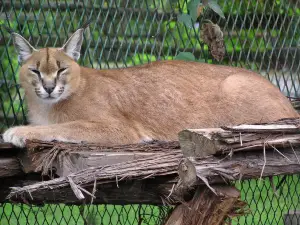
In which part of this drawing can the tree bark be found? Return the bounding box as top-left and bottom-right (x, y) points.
(5, 146), (300, 204)
(2, 118), (300, 205)
(179, 118), (300, 157)
(164, 186), (245, 225)
(0, 158), (22, 177)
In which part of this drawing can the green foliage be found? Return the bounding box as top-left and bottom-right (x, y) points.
(207, 0), (225, 18)
(177, 13), (194, 28)
(174, 51), (205, 62)
(174, 51), (196, 61)
(178, 0), (225, 28)
(187, 0), (202, 22)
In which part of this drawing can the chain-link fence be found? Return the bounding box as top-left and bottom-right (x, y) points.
(1, 0), (300, 224)
(0, 204), (173, 225)
(0, 175), (300, 225)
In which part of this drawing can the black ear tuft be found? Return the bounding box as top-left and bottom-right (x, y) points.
(60, 20), (92, 61)
(81, 19), (92, 29)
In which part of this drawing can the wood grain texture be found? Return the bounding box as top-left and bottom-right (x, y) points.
(2, 118), (300, 204)
(164, 186), (246, 225)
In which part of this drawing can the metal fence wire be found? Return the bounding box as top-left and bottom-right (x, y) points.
(1, 176), (300, 225)
(0, 0), (300, 224)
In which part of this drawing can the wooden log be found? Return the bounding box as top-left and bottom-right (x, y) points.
(6, 146), (300, 203)
(0, 158), (22, 177)
(56, 151), (173, 176)
(171, 158), (198, 201)
(21, 140), (181, 175)
(2, 117), (300, 204)
(0, 174), (175, 205)
(179, 128), (223, 157)
(164, 186), (246, 225)
(179, 118), (300, 157)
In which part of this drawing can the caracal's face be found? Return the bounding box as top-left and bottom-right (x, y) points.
(20, 48), (80, 103)
(10, 26), (85, 103)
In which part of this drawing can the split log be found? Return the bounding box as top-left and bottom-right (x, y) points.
(0, 158), (22, 177)
(179, 118), (300, 157)
(6, 145), (300, 204)
(2, 117), (300, 204)
(0, 175), (175, 205)
(164, 186), (246, 225)
(21, 140), (181, 176)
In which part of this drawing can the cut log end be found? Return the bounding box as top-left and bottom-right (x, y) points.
(178, 129), (223, 157)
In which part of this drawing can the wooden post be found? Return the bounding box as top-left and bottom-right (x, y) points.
(164, 186), (245, 225)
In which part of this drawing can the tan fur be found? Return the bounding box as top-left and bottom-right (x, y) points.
(3, 41), (299, 147)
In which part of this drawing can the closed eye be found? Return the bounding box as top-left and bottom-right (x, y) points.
(57, 68), (67, 76)
(30, 69), (41, 78)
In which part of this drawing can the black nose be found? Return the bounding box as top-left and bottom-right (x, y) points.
(44, 86), (55, 94)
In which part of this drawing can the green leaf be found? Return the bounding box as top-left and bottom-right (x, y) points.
(187, 0), (201, 22)
(178, 13), (193, 28)
(174, 52), (196, 61)
(207, 0), (225, 19)
(197, 58), (206, 63)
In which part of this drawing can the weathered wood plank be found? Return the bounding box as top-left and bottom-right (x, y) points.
(1, 175), (175, 205)
(6, 146), (300, 204)
(0, 158), (22, 178)
(57, 151), (170, 176)
(21, 140), (180, 175)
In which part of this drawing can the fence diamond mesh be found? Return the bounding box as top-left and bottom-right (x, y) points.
(0, 203), (172, 225)
(1, 0), (300, 225)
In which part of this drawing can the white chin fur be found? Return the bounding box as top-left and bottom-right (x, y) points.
(38, 85), (71, 103)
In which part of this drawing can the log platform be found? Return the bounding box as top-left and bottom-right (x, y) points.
(1, 117), (300, 224)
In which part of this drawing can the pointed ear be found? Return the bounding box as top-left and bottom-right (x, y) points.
(60, 28), (88, 61)
(11, 33), (37, 64)
(60, 21), (91, 61)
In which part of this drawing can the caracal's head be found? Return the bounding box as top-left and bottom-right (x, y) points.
(9, 23), (89, 103)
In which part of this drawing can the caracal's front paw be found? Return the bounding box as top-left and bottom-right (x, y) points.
(3, 126), (31, 148)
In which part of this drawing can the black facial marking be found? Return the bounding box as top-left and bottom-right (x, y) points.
(57, 68), (67, 77)
(46, 48), (50, 73)
(30, 69), (41, 79)
(46, 48), (49, 63)
(56, 60), (60, 68)
(35, 88), (41, 96)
